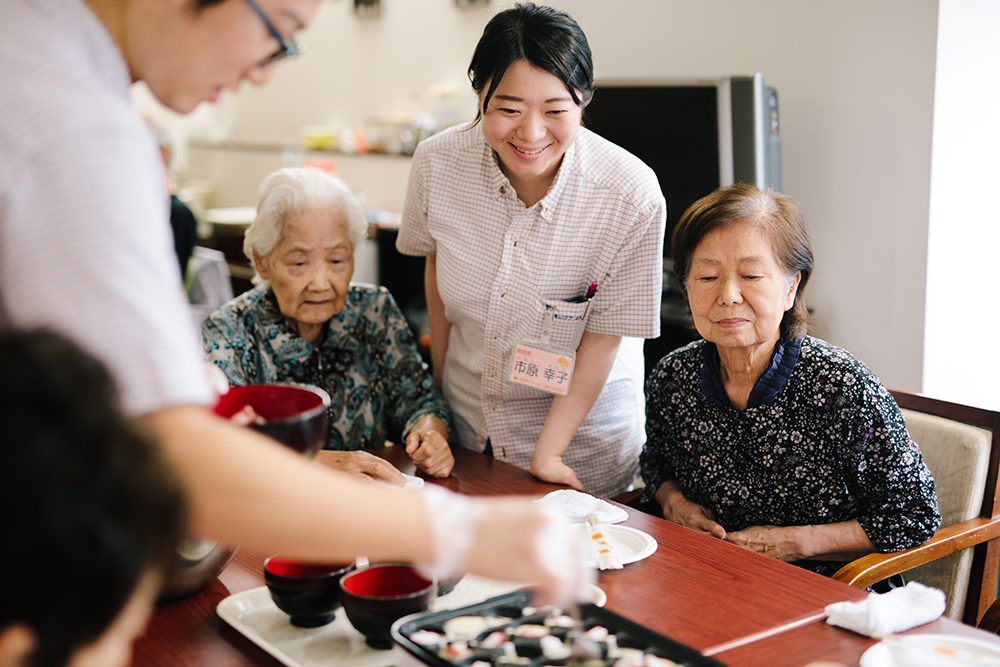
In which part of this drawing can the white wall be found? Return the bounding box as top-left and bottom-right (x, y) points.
(925, 0), (1000, 411)
(193, 0), (942, 392)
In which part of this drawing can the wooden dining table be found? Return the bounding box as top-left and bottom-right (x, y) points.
(134, 445), (1000, 667)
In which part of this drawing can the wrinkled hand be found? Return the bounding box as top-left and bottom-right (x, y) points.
(724, 525), (803, 562)
(405, 415), (454, 478)
(314, 450), (406, 487)
(656, 482), (726, 539)
(531, 455), (584, 491)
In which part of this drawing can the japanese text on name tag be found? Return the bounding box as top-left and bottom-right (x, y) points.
(508, 344), (575, 396)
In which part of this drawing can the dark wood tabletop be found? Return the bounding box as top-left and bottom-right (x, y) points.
(133, 445), (999, 667)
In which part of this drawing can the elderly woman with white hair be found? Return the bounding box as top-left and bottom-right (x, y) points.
(203, 168), (453, 482)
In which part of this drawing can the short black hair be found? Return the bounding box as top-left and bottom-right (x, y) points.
(468, 3), (594, 124)
(0, 329), (188, 667)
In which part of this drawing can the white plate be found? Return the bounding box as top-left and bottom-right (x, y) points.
(860, 633), (1000, 667)
(574, 524), (658, 567)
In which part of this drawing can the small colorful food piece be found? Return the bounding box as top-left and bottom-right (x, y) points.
(495, 642), (531, 667)
(439, 640), (472, 660)
(539, 635), (572, 660)
(444, 615), (489, 641)
(511, 624), (548, 638)
(545, 614), (577, 628)
(230, 404), (267, 426)
(409, 630), (442, 646)
(477, 631), (506, 650)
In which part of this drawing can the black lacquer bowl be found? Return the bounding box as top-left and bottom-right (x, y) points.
(159, 383), (331, 602)
(264, 556), (355, 627)
(391, 590), (727, 667)
(213, 383), (331, 457)
(341, 564), (437, 650)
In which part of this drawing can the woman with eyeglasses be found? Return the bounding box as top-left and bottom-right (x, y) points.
(0, 0), (592, 606)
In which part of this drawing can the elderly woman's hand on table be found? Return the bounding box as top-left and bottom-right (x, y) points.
(405, 414), (454, 478)
(724, 521), (875, 563)
(654, 480), (726, 540)
(314, 450), (407, 486)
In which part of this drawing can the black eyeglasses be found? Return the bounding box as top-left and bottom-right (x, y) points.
(243, 0), (302, 66)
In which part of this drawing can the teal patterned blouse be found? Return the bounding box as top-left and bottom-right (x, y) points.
(202, 284), (451, 451)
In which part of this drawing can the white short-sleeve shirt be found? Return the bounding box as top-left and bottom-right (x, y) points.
(0, 0), (213, 416)
(398, 123), (665, 497)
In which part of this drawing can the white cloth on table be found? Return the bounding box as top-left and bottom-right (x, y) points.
(0, 0), (213, 417)
(825, 581), (946, 637)
(396, 123), (665, 498)
(534, 489), (629, 524)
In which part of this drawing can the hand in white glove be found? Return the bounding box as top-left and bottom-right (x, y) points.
(421, 485), (595, 605)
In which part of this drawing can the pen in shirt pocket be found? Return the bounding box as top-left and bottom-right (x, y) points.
(566, 281), (598, 303)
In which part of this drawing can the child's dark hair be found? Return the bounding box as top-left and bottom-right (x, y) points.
(0, 329), (188, 667)
(468, 3), (594, 124)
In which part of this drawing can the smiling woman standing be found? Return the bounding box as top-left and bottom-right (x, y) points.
(397, 3), (666, 498)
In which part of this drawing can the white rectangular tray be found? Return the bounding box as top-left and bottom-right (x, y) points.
(217, 575), (526, 667)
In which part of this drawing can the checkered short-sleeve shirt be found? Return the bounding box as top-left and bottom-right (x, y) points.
(0, 0), (213, 416)
(397, 124), (665, 497)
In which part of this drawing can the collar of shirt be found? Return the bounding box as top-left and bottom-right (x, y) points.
(257, 288), (364, 364)
(33, 0), (132, 103)
(479, 123), (578, 223)
(700, 336), (803, 409)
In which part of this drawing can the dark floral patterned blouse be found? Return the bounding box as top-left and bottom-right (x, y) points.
(639, 336), (940, 577)
(203, 284), (451, 451)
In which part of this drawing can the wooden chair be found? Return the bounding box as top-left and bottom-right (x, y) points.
(832, 390), (1000, 626)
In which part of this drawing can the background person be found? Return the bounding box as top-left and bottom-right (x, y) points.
(0, 329), (187, 667)
(638, 183), (940, 577)
(397, 3), (666, 498)
(204, 168), (454, 479)
(0, 0), (590, 600)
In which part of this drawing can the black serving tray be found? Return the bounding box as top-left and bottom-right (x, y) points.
(391, 590), (726, 667)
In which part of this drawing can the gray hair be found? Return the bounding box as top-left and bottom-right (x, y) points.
(244, 168), (369, 286)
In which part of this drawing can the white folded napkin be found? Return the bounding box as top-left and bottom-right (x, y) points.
(825, 581), (946, 637)
(534, 489), (629, 524)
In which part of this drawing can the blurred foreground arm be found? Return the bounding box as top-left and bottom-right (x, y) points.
(144, 406), (590, 599)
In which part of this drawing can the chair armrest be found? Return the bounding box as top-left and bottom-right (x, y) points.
(833, 517), (1000, 590)
(978, 596), (1000, 634)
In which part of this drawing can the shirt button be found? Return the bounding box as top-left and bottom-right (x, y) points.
(492, 332), (501, 339)
(499, 287), (506, 297)
(511, 234), (520, 243)
(489, 369), (496, 378)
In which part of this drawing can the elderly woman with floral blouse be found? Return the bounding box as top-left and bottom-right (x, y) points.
(203, 168), (453, 483)
(639, 183), (940, 578)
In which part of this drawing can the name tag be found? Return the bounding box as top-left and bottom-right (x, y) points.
(508, 342), (575, 396)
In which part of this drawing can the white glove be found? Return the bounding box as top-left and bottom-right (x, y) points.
(420, 485), (595, 605)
